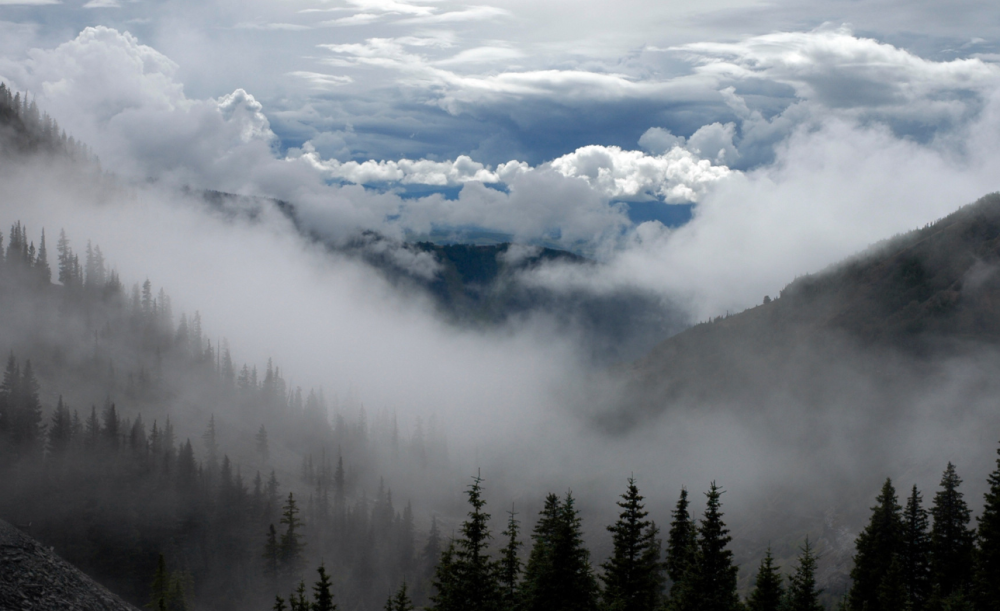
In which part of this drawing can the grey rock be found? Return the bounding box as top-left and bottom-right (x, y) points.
(0, 518), (140, 611)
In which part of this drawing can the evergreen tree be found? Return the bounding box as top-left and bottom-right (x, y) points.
(848, 478), (904, 611)
(289, 581), (310, 611)
(35, 228), (50, 284)
(256, 425), (270, 463)
(902, 485), (931, 610)
(499, 506), (523, 610)
(264, 523), (280, 586)
(600, 477), (664, 611)
(785, 537), (823, 611)
(312, 563), (337, 611)
(746, 547), (783, 611)
(385, 582), (415, 611)
(521, 492), (599, 611)
(975, 440), (1000, 611)
(675, 482), (741, 611)
(666, 487), (697, 602)
(56, 229), (73, 286)
(280, 493), (306, 580)
(47, 395), (73, 456)
(149, 554), (170, 611)
(929, 463), (974, 602)
(429, 474), (502, 611)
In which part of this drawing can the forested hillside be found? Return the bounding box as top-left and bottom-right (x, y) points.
(622, 192), (1000, 420)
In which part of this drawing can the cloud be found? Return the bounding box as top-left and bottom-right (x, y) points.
(548, 145), (731, 203)
(677, 26), (1000, 127)
(233, 22), (312, 31)
(287, 71), (354, 89)
(397, 5), (511, 24)
(0, 0), (58, 4)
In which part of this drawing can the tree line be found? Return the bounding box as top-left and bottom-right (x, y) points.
(0, 221), (450, 611)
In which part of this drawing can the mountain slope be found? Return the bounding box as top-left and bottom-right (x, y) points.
(0, 519), (140, 611)
(621, 192), (1000, 419)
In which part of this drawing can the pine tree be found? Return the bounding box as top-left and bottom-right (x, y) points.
(47, 395), (73, 456)
(499, 506), (523, 610)
(264, 523), (280, 586)
(385, 582), (415, 611)
(289, 581), (310, 611)
(312, 563), (336, 611)
(149, 554), (170, 611)
(256, 425), (270, 463)
(35, 228), (50, 284)
(929, 463), (974, 602)
(902, 485), (931, 610)
(280, 493), (306, 580)
(785, 537), (823, 611)
(675, 482), (741, 611)
(56, 229), (73, 286)
(429, 473), (502, 611)
(601, 477), (664, 611)
(521, 492), (599, 611)
(746, 547), (783, 611)
(666, 487), (697, 602)
(975, 440), (1000, 611)
(848, 478), (904, 611)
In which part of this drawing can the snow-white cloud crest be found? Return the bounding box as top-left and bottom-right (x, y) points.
(292, 143), (733, 203)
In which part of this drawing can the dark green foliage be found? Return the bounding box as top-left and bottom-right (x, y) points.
(929, 463), (974, 600)
(499, 507), (523, 610)
(384, 582), (415, 611)
(785, 537), (823, 611)
(600, 477), (664, 611)
(280, 492), (306, 580)
(273, 596), (288, 611)
(521, 492), (599, 611)
(429, 474), (502, 611)
(902, 485), (931, 610)
(746, 547), (783, 611)
(849, 478), (904, 611)
(147, 554), (188, 611)
(877, 556), (908, 611)
(289, 581), (310, 611)
(975, 440), (1000, 611)
(665, 487), (696, 602)
(312, 563), (337, 611)
(673, 482), (741, 611)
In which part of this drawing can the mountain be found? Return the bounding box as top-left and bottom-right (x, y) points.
(621, 192), (1000, 421)
(196, 189), (687, 363)
(0, 519), (140, 611)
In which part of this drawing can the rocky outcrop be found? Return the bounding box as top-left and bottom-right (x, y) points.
(0, 518), (140, 611)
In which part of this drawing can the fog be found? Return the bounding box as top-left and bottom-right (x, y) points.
(4, 149), (1000, 573)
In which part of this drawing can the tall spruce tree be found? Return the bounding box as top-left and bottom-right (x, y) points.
(600, 477), (664, 611)
(929, 463), (974, 602)
(902, 485), (931, 610)
(975, 440), (1000, 611)
(429, 474), (501, 611)
(666, 487), (697, 603)
(499, 506), (523, 610)
(312, 564), (336, 611)
(521, 492), (599, 611)
(385, 582), (415, 611)
(280, 492), (306, 581)
(785, 537), (823, 611)
(746, 547), (783, 611)
(675, 482), (741, 611)
(848, 478), (904, 611)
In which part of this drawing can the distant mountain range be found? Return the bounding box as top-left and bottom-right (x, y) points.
(198, 189), (689, 364)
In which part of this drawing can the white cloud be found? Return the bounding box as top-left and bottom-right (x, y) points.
(297, 148), (500, 185)
(83, 0), (120, 7)
(548, 145), (732, 203)
(288, 71), (354, 88)
(678, 26), (1000, 121)
(0, 0), (58, 4)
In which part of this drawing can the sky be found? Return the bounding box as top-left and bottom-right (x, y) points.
(4, 0), (1000, 318)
